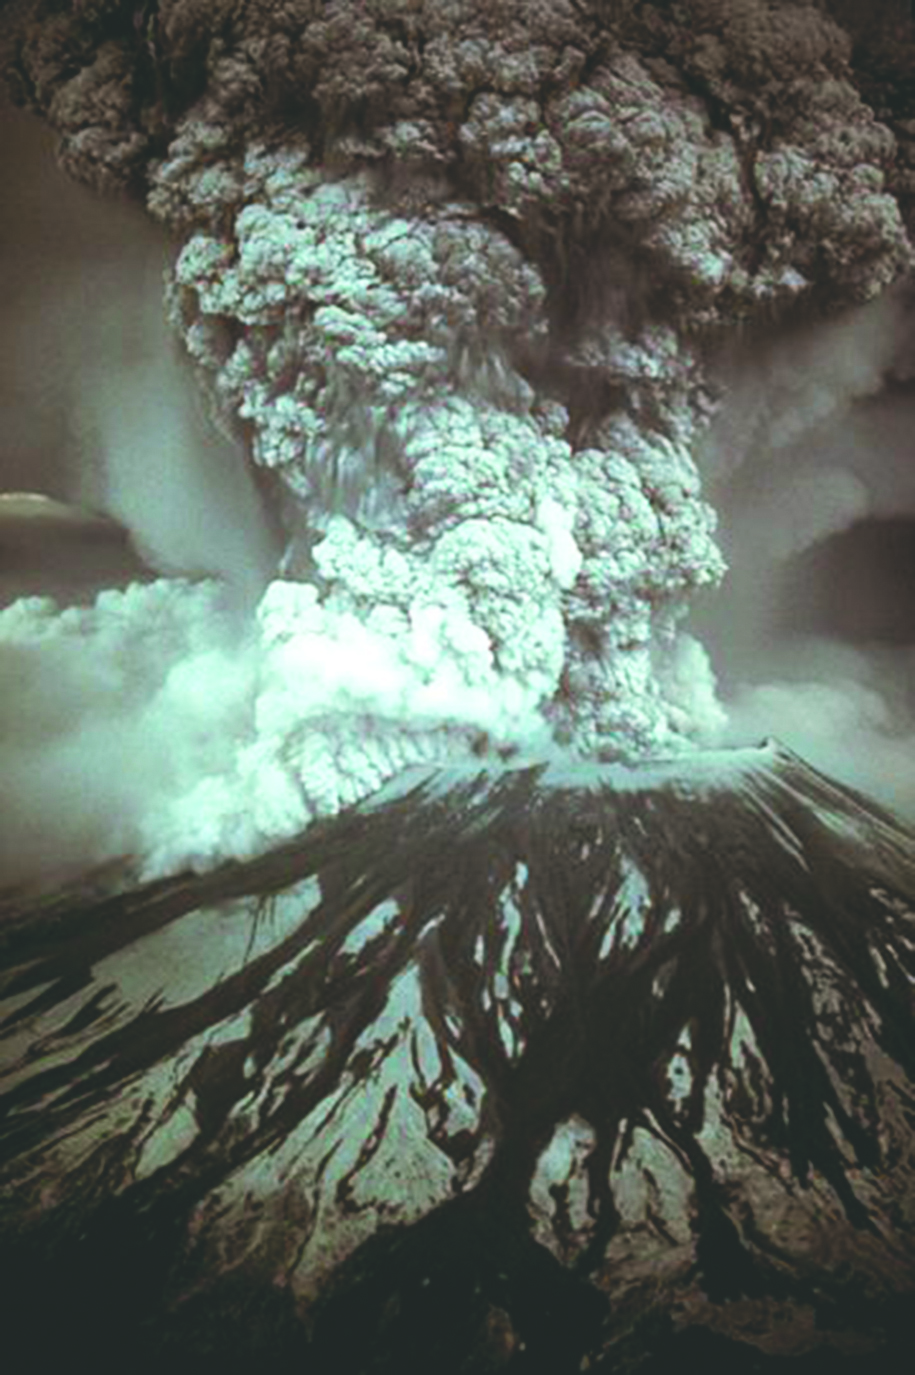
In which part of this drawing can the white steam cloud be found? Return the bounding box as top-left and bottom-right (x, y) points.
(0, 583), (254, 887)
(0, 566), (562, 890)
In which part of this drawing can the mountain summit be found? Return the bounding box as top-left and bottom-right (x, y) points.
(1, 740), (913, 1371)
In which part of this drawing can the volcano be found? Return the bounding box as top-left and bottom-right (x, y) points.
(1, 740), (914, 1373)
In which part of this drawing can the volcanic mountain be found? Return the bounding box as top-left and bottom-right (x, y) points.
(1, 739), (914, 1373)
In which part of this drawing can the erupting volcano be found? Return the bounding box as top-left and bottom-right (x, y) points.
(2, 1), (915, 1370)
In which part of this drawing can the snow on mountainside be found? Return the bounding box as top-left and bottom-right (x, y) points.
(2, 740), (914, 1372)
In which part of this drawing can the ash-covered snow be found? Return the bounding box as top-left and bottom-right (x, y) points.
(2, 722), (915, 1369)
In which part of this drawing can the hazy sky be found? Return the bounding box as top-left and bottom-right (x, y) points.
(0, 96), (278, 596)
(687, 296), (915, 815)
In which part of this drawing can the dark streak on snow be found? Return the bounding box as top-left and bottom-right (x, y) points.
(1, 743), (914, 1371)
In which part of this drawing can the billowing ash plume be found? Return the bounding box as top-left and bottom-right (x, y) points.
(1, 0), (915, 889)
(157, 151), (725, 750)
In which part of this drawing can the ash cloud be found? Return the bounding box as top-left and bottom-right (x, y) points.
(0, 118), (720, 888)
(2, 1), (915, 887)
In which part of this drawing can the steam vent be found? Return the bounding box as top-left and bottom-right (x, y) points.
(2, 743), (914, 1372)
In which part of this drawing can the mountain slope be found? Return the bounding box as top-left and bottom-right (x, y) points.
(1, 740), (914, 1371)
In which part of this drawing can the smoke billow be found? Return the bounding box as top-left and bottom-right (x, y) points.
(0, 110), (566, 890)
(4, 85), (915, 890)
(0, 582), (257, 888)
(688, 286), (915, 819)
